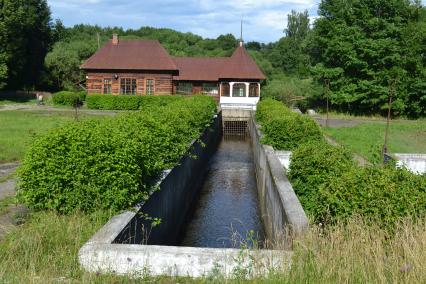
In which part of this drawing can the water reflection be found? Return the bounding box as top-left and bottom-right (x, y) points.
(180, 135), (265, 248)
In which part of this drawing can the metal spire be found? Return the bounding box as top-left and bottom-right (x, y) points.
(240, 18), (243, 47)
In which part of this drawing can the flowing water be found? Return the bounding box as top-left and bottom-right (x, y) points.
(180, 135), (265, 248)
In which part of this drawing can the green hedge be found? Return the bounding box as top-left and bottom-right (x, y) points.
(256, 99), (426, 230)
(288, 141), (426, 230)
(256, 98), (323, 150)
(52, 91), (86, 106)
(86, 94), (185, 110)
(288, 141), (355, 216)
(17, 96), (216, 214)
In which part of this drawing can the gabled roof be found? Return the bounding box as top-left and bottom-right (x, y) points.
(219, 46), (266, 80)
(81, 39), (266, 81)
(81, 40), (178, 71)
(173, 46), (266, 81)
(173, 57), (228, 81)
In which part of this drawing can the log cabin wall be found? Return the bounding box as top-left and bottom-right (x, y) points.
(86, 71), (174, 95)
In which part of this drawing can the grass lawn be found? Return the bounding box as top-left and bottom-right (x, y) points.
(323, 118), (426, 162)
(0, 110), (108, 163)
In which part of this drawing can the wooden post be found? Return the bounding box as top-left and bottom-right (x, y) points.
(382, 82), (395, 157)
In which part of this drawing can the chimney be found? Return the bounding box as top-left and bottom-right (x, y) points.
(112, 33), (119, 45)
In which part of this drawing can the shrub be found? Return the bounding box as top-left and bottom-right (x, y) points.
(288, 141), (355, 216)
(256, 98), (323, 150)
(17, 96), (216, 214)
(85, 94), (184, 110)
(52, 91), (86, 106)
(316, 166), (426, 229)
(288, 140), (426, 230)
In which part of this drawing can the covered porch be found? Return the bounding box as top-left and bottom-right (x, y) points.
(219, 82), (260, 110)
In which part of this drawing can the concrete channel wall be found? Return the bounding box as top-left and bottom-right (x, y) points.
(114, 114), (222, 245)
(249, 115), (308, 242)
(79, 112), (292, 278)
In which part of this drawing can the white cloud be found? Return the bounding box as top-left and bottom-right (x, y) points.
(47, 0), (321, 42)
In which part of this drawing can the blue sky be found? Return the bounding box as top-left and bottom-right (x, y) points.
(48, 0), (425, 43)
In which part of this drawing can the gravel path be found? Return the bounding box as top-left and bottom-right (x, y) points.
(0, 104), (119, 116)
(313, 116), (362, 128)
(0, 162), (27, 241)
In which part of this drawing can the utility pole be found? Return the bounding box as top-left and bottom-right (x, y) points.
(324, 79), (330, 128)
(97, 32), (100, 49)
(382, 80), (395, 157)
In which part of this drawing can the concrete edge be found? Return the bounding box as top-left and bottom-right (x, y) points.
(79, 242), (292, 278)
(251, 115), (309, 236)
(264, 145), (309, 234)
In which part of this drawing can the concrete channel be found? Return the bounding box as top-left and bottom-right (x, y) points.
(79, 110), (308, 278)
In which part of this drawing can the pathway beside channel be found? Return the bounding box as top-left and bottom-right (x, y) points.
(0, 162), (28, 240)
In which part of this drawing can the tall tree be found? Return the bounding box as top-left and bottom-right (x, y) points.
(285, 10), (310, 40)
(268, 10), (311, 75)
(309, 0), (425, 117)
(0, 0), (52, 90)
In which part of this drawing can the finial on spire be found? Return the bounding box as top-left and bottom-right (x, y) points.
(239, 18), (243, 47)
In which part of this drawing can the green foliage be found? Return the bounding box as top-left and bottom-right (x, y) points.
(289, 139), (426, 229)
(258, 98), (426, 230)
(44, 41), (96, 91)
(0, 0), (53, 90)
(52, 91), (86, 106)
(288, 141), (355, 216)
(262, 76), (321, 110)
(317, 166), (426, 227)
(309, 0), (426, 117)
(17, 96), (216, 214)
(256, 99), (323, 150)
(288, 140), (426, 230)
(86, 94), (185, 110)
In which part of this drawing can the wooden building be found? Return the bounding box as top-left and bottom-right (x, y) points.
(81, 34), (266, 109)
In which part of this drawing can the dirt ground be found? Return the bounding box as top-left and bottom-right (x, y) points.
(0, 162), (28, 240)
(313, 116), (362, 128)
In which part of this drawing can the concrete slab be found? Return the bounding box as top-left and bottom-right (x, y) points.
(394, 154), (426, 175)
(274, 151), (292, 170)
(79, 211), (292, 278)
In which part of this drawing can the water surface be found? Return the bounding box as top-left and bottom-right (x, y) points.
(180, 136), (264, 248)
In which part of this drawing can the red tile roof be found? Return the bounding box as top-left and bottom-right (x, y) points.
(219, 46), (266, 80)
(81, 40), (178, 71)
(82, 39), (266, 81)
(173, 57), (228, 81)
(173, 48), (266, 81)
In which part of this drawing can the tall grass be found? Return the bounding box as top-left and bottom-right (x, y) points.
(274, 218), (426, 283)
(1, 212), (425, 283)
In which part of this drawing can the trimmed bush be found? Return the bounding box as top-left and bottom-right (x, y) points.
(52, 91), (86, 106)
(288, 140), (426, 230)
(86, 94), (184, 110)
(317, 166), (426, 228)
(258, 99), (426, 230)
(256, 98), (323, 150)
(17, 96), (216, 214)
(288, 141), (355, 216)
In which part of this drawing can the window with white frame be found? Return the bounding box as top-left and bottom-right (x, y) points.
(146, 79), (154, 95)
(232, 83), (246, 97)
